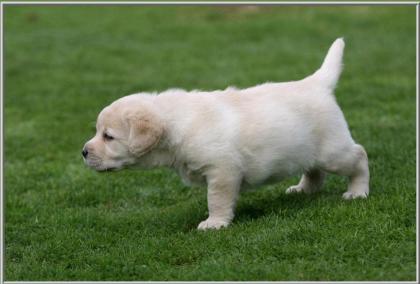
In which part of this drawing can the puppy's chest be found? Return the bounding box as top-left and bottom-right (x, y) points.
(176, 162), (207, 186)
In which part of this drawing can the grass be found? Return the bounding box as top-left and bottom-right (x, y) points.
(4, 5), (417, 281)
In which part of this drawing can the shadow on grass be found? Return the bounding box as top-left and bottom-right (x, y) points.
(235, 190), (326, 224)
(173, 185), (346, 232)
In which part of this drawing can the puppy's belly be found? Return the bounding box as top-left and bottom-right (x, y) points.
(241, 172), (289, 191)
(242, 153), (314, 187)
(243, 168), (296, 187)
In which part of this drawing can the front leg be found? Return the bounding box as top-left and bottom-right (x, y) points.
(198, 168), (242, 230)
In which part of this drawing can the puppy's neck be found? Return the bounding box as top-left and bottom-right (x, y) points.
(134, 144), (175, 169)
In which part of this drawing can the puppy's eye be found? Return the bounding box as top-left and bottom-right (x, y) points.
(103, 133), (114, 140)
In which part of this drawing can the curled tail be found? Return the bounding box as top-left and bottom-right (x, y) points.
(312, 38), (345, 90)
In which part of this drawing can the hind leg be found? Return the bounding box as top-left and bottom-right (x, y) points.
(286, 169), (325, 194)
(321, 144), (369, 199)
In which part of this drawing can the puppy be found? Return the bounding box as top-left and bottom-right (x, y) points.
(83, 38), (369, 230)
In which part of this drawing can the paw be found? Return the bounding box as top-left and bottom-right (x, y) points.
(285, 185), (304, 194)
(342, 191), (368, 200)
(197, 218), (230, 230)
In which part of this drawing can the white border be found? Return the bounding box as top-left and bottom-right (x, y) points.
(416, 4), (420, 282)
(0, 1), (418, 284)
(0, 1), (419, 4)
(416, 3), (419, 284)
(1, 2), (4, 284)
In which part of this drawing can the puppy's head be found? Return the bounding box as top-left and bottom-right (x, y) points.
(82, 96), (164, 172)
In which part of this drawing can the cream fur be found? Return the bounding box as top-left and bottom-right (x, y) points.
(83, 38), (369, 230)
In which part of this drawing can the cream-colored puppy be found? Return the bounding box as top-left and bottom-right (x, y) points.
(83, 38), (369, 230)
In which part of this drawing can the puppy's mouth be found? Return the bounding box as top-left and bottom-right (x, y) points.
(96, 166), (120, 172)
(84, 156), (121, 172)
(87, 162), (122, 172)
(87, 163), (122, 173)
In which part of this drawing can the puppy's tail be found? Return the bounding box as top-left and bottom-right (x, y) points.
(312, 38), (345, 90)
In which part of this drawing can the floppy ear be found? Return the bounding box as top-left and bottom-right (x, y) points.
(127, 111), (164, 157)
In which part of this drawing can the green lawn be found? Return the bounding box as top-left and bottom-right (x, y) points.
(4, 5), (417, 281)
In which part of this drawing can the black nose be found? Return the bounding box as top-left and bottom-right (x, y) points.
(82, 149), (88, 158)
